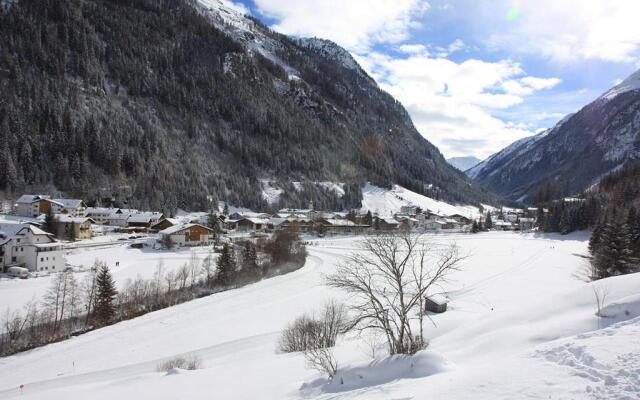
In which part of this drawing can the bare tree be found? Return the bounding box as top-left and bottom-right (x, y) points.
(327, 232), (463, 355)
(43, 270), (76, 333)
(303, 301), (345, 379)
(83, 261), (101, 327)
(176, 264), (189, 291)
(593, 284), (609, 317)
(279, 301), (345, 379)
(188, 251), (200, 287)
(152, 260), (165, 306)
(201, 252), (214, 287)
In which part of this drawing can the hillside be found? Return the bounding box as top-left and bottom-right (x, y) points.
(0, 0), (491, 213)
(469, 70), (640, 203)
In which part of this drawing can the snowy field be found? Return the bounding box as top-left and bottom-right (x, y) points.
(0, 242), (215, 312)
(0, 231), (639, 399)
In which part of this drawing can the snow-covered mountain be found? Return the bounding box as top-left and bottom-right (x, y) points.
(469, 69), (640, 203)
(447, 156), (481, 172)
(0, 0), (491, 209)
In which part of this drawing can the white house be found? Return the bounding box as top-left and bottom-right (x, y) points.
(14, 195), (64, 218)
(159, 224), (216, 247)
(52, 199), (87, 217)
(0, 225), (65, 272)
(86, 207), (117, 224)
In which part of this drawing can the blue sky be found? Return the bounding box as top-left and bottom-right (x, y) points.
(229, 0), (640, 159)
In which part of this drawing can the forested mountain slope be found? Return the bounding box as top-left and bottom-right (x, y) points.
(0, 0), (491, 212)
(469, 70), (640, 203)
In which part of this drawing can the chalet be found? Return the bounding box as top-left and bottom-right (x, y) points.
(127, 215), (153, 228)
(278, 207), (315, 220)
(151, 218), (179, 232)
(424, 294), (449, 313)
(424, 220), (447, 231)
(52, 215), (95, 240)
(448, 214), (471, 224)
(236, 217), (270, 232)
(14, 195), (63, 218)
(224, 219), (240, 230)
(494, 220), (514, 231)
(86, 207), (118, 224)
(400, 205), (419, 215)
(0, 225), (65, 272)
(267, 217), (287, 230)
(279, 218), (314, 232)
(106, 209), (131, 226)
(52, 199), (87, 217)
(375, 217), (399, 230)
(395, 215), (419, 229)
(315, 218), (369, 234)
(519, 218), (536, 231)
(159, 224), (215, 247)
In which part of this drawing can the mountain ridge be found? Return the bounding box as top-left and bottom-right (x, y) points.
(0, 0), (492, 212)
(468, 69), (640, 203)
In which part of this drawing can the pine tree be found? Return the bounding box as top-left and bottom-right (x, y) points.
(589, 224), (604, 255)
(93, 265), (118, 326)
(471, 220), (479, 233)
(484, 212), (493, 230)
(242, 242), (260, 277)
(592, 223), (639, 279)
(364, 210), (373, 225)
(627, 206), (640, 256)
(207, 211), (220, 235)
(43, 210), (56, 235)
(216, 243), (236, 286)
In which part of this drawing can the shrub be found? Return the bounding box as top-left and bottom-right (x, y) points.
(157, 355), (202, 372)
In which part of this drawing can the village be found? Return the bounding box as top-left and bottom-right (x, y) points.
(0, 193), (543, 277)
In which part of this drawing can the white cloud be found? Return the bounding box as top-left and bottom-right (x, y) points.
(355, 52), (560, 158)
(486, 0), (640, 64)
(252, 0), (429, 52)
(447, 38), (464, 53)
(399, 44), (429, 56)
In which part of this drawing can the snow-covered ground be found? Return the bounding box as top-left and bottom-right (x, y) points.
(361, 183), (481, 218)
(0, 231), (638, 399)
(0, 243), (215, 312)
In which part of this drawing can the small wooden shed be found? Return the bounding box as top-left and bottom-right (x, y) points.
(425, 294), (449, 313)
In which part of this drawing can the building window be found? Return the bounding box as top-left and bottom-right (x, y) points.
(41, 258), (44, 262)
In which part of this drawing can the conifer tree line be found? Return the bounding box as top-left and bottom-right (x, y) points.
(0, 229), (306, 356)
(588, 207), (640, 279)
(0, 0), (490, 214)
(534, 161), (640, 279)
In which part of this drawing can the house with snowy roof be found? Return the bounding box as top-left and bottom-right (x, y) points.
(159, 223), (216, 247)
(52, 199), (87, 217)
(0, 224), (65, 272)
(14, 195), (64, 218)
(52, 215), (95, 240)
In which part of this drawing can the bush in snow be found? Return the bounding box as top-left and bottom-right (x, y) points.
(279, 301), (346, 379)
(157, 355), (202, 372)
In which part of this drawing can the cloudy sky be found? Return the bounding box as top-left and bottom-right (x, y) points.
(230, 0), (640, 160)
